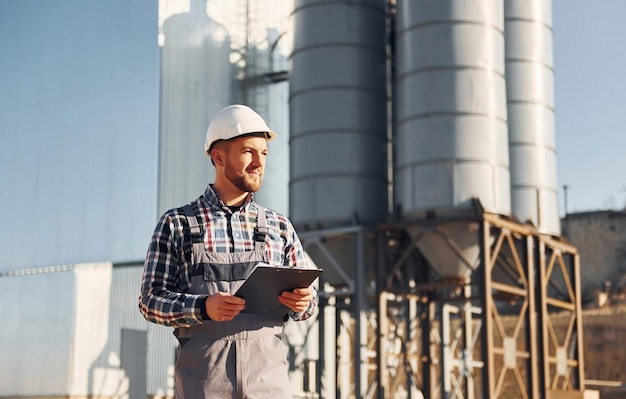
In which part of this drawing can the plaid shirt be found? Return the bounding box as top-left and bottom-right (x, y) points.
(139, 185), (318, 327)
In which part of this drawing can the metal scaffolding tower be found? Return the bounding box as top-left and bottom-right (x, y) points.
(292, 207), (587, 399)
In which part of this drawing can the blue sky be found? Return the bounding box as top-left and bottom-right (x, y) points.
(553, 0), (626, 213)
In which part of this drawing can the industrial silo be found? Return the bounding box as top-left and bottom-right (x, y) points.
(394, 0), (510, 279)
(505, 0), (560, 236)
(289, 0), (389, 229)
(158, 0), (233, 215)
(289, 3), (389, 395)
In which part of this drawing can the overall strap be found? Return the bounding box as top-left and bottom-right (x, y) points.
(254, 204), (268, 252)
(182, 204), (205, 254)
(182, 202), (267, 253)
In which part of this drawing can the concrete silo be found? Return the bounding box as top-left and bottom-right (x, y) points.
(379, 2), (588, 398)
(505, 0), (561, 236)
(287, 1), (589, 397)
(394, 0), (510, 279)
(289, 1), (389, 396)
(289, 0), (389, 229)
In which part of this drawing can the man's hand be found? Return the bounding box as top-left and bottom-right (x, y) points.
(279, 287), (313, 313)
(205, 292), (245, 322)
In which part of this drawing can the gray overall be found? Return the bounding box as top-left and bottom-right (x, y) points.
(174, 204), (292, 399)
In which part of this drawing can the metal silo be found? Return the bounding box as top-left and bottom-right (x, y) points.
(289, 3), (388, 395)
(289, 0), (389, 228)
(394, 0), (510, 279)
(505, 0), (560, 235)
(158, 0), (233, 215)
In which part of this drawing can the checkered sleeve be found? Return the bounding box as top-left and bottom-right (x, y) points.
(138, 211), (205, 327)
(285, 221), (319, 322)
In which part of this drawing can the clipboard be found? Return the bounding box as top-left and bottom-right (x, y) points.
(235, 263), (323, 314)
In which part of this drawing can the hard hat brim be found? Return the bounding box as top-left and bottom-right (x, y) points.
(205, 130), (276, 154)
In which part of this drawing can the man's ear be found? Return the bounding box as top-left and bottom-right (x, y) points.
(211, 147), (225, 166)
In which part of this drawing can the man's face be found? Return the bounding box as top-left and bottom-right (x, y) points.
(222, 135), (268, 193)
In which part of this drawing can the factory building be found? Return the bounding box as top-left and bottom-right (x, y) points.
(562, 210), (626, 303)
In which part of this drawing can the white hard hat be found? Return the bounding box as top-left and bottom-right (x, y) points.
(204, 104), (276, 154)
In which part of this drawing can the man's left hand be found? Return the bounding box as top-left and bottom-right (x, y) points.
(279, 287), (313, 313)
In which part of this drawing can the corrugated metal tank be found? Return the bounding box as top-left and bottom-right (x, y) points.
(394, 0), (510, 216)
(289, 0), (389, 228)
(158, 0), (233, 215)
(505, 0), (561, 235)
(394, 0), (510, 279)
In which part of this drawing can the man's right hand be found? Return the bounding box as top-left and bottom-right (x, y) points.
(205, 292), (246, 322)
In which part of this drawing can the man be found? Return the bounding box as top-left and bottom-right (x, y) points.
(139, 104), (318, 398)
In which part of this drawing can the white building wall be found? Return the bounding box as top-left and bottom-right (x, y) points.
(0, 267), (75, 395)
(0, 262), (176, 398)
(70, 263), (114, 395)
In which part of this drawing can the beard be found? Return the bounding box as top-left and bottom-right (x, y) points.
(224, 159), (263, 193)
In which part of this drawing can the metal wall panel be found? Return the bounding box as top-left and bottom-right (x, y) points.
(0, 268), (75, 395)
(121, 329), (148, 399)
(111, 264), (177, 398)
(394, 0), (511, 217)
(289, 0), (389, 228)
(505, 0), (561, 235)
